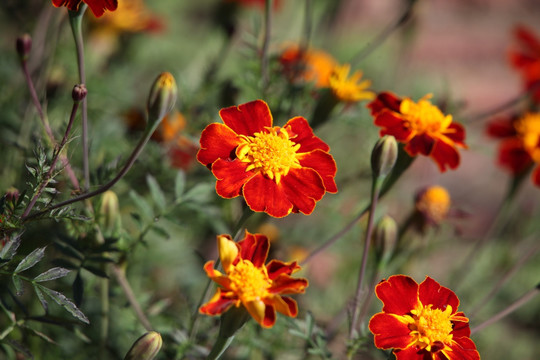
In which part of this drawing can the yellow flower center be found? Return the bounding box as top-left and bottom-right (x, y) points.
(515, 112), (540, 162)
(416, 186), (451, 224)
(402, 304), (454, 352)
(400, 96), (452, 136)
(236, 127), (301, 184)
(228, 259), (271, 302)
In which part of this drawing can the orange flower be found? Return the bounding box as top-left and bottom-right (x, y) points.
(487, 112), (540, 184)
(280, 45), (338, 88)
(328, 64), (375, 103)
(368, 92), (467, 172)
(199, 231), (308, 328)
(369, 275), (480, 360)
(52, 0), (118, 17)
(415, 186), (451, 226)
(197, 100), (337, 218)
(92, 0), (163, 33)
(509, 25), (540, 103)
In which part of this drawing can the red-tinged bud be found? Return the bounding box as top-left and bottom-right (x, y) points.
(147, 72), (177, 130)
(72, 84), (87, 103)
(16, 34), (32, 61)
(124, 331), (162, 360)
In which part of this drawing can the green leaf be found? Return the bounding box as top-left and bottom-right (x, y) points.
(54, 240), (84, 261)
(12, 275), (24, 296)
(183, 183), (214, 203)
(73, 271), (84, 307)
(129, 190), (154, 221)
(14, 247), (46, 273)
(33, 267), (71, 282)
(85, 254), (115, 263)
(82, 265), (109, 278)
(174, 170), (186, 199)
(21, 325), (56, 344)
(0, 233), (22, 262)
(37, 285), (89, 324)
(33, 284), (48, 312)
(150, 224), (170, 239)
(146, 174), (167, 212)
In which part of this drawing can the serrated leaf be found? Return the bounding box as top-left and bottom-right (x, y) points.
(14, 247), (46, 273)
(129, 190), (154, 221)
(146, 174), (167, 212)
(22, 325), (56, 344)
(33, 267), (71, 282)
(288, 329), (307, 339)
(73, 271), (84, 307)
(54, 241), (84, 261)
(12, 275), (24, 296)
(25, 164), (37, 177)
(33, 284), (48, 312)
(0, 233), (22, 262)
(174, 170), (186, 199)
(82, 265), (109, 278)
(150, 224), (170, 239)
(37, 285), (89, 324)
(183, 183), (214, 203)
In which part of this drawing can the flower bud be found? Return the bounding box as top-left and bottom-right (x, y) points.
(415, 185), (451, 226)
(16, 34), (32, 61)
(373, 215), (397, 264)
(100, 190), (120, 237)
(124, 331), (162, 360)
(72, 84), (87, 103)
(371, 135), (398, 178)
(147, 72), (177, 130)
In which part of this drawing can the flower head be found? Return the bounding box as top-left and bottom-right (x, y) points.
(91, 0), (163, 33)
(487, 112), (540, 185)
(368, 92), (467, 172)
(369, 275), (480, 360)
(280, 45), (338, 88)
(197, 100), (337, 218)
(415, 186), (451, 226)
(509, 25), (540, 102)
(52, 0), (118, 18)
(328, 64), (375, 103)
(200, 231), (308, 328)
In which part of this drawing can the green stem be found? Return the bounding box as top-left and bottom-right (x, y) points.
(69, 4), (90, 190)
(206, 335), (235, 360)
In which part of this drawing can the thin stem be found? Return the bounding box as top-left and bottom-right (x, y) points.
(69, 5), (90, 190)
(111, 265), (153, 331)
(300, 0), (312, 51)
(349, 177), (382, 340)
(21, 100), (80, 219)
(261, 0), (272, 94)
(206, 335), (235, 360)
(470, 285), (540, 335)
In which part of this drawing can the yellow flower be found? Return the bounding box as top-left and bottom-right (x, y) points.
(415, 185), (451, 225)
(328, 64), (375, 102)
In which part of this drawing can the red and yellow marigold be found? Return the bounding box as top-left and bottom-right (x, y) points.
(200, 231), (308, 328)
(369, 275), (480, 360)
(197, 100), (337, 218)
(280, 45), (338, 88)
(509, 25), (540, 103)
(368, 92), (467, 172)
(52, 0), (118, 17)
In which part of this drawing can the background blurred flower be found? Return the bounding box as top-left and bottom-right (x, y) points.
(415, 185), (451, 229)
(509, 25), (540, 103)
(368, 92), (467, 172)
(369, 275), (480, 360)
(199, 231), (308, 328)
(328, 64), (375, 103)
(52, 0), (118, 18)
(280, 45), (338, 88)
(197, 100), (337, 217)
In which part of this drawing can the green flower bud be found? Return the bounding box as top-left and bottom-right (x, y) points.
(373, 215), (397, 265)
(147, 72), (177, 131)
(124, 331), (162, 360)
(99, 190), (120, 237)
(371, 135), (398, 178)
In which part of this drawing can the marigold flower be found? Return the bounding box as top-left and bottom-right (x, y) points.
(197, 100), (337, 218)
(200, 231), (308, 328)
(415, 186), (451, 226)
(52, 0), (118, 18)
(368, 92), (467, 172)
(509, 25), (540, 102)
(328, 64), (375, 103)
(92, 0), (163, 33)
(280, 45), (338, 88)
(487, 112), (540, 185)
(369, 275), (480, 360)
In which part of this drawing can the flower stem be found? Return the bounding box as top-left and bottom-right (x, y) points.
(470, 284), (540, 335)
(69, 4), (90, 191)
(261, 0), (273, 95)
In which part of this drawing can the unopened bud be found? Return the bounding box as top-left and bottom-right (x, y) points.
(124, 331), (162, 360)
(147, 72), (177, 130)
(371, 135), (398, 178)
(99, 190), (120, 236)
(16, 34), (32, 61)
(72, 84), (87, 102)
(5, 187), (20, 203)
(373, 215), (397, 264)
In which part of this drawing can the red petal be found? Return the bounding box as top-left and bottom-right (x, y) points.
(243, 174), (293, 217)
(406, 134), (435, 156)
(445, 123), (467, 147)
(515, 25), (540, 57)
(368, 92), (402, 115)
(262, 304), (276, 328)
(369, 313), (413, 350)
(446, 338), (480, 360)
(197, 123), (241, 167)
(285, 116), (330, 153)
(280, 168), (326, 215)
(266, 260), (300, 279)
(85, 0), (117, 17)
(297, 149), (337, 193)
(375, 275), (419, 315)
(532, 165), (540, 186)
(418, 277), (460, 314)
(199, 290), (235, 315)
(269, 275), (308, 294)
(486, 117), (516, 138)
(375, 112), (413, 141)
(451, 312), (471, 338)
(52, 0), (79, 10)
(271, 296), (298, 317)
(238, 231), (269, 267)
(393, 347), (431, 360)
(498, 138), (532, 174)
(219, 100), (272, 137)
(212, 159), (255, 198)
(429, 138), (460, 172)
